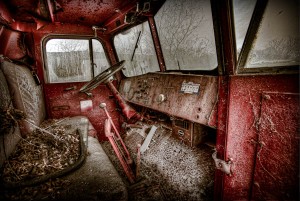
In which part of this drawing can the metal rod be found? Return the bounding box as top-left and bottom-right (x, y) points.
(101, 104), (132, 162)
(101, 103), (136, 183)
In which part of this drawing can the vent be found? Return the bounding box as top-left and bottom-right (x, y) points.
(174, 120), (190, 130)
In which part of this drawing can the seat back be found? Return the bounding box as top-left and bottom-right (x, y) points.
(0, 61), (46, 136)
(0, 67), (21, 167)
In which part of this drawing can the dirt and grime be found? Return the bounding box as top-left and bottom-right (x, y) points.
(102, 122), (215, 201)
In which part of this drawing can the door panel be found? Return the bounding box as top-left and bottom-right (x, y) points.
(251, 92), (299, 200)
(223, 74), (299, 200)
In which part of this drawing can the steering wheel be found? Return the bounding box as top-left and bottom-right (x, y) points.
(79, 60), (125, 93)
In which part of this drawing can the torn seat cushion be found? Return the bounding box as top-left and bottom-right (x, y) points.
(0, 68), (21, 168)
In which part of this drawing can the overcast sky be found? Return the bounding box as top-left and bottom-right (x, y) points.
(233, 0), (299, 51)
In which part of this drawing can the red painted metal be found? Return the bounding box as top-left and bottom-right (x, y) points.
(102, 105), (135, 184)
(32, 24), (121, 141)
(214, 76), (230, 201)
(54, 0), (135, 27)
(43, 83), (120, 141)
(11, 21), (38, 32)
(46, 0), (55, 23)
(101, 103), (132, 162)
(2, 0), (165, 36)
(148, 16), (166, 72)
(0, 28), (27, 60)
(0, 1), (13, 25)
(212, 0), (238, 200)
(251, 92), (299, 200)
(104, 2), (138, 34)
(106, 81), (141, 122)
(215, 0), (236, 75)
(31, 27), (124, 141)
(223, 74), (299, 200)
(3, 0), (40, 23)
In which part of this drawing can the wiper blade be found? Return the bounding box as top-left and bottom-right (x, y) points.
(131, 31), (142, 61)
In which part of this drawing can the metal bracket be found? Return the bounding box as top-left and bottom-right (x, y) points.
(212, 151), (233, 175)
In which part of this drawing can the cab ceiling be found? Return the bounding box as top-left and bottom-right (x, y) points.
(2, 0), (138, 26)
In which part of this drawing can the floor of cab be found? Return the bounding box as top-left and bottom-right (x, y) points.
(101, 122), (215, 201)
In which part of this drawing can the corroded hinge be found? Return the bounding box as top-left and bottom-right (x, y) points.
(212, 151), (233, 176)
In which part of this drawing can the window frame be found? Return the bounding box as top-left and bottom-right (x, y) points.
(112, 1), (221, 77)
(234, 0), (299, 75)
(42, 35), (111, 83)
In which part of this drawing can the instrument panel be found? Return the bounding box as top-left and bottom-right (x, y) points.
(119, 72), (218, 127)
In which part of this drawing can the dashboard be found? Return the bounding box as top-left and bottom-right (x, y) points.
(119, 72), (218, 128)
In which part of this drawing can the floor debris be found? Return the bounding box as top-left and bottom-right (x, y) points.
(102, 122), (215, 201)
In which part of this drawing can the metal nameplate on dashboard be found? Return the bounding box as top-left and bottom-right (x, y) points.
(180, 81), (200, 94)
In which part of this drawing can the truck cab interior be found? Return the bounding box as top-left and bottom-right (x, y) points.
(0, 0), (299, 200)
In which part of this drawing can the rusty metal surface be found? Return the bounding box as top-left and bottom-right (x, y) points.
(214, 76), (230, 201)
(2, 0), (166, 35)
(251, 92), (299, 200)
(148, 16), (166, 72)
(223, 74), (299, 200)
(119, 72), (218, 126)
(102, 105), (136, 184)
(44, 83), (120, 141)
(106, 81), (141, 122)
(0, 28), (27, 60)
(54, 0), (133, 26)
(3, 0), (134, 26)
(32, 25), (122, 141)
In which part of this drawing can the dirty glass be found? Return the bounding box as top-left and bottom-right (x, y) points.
(154, 0), (218, 70)
(92, 39), (110, 76)
(114, 21), (160, 77)
(45, 39), (110, 83)
(46, 39), (92, 83)
(236, 0), (299, 68)
(233, 0), (256, 58)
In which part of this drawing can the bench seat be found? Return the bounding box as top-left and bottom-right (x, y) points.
(0, 60), (128, 200)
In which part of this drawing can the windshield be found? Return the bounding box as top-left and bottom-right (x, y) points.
(154, 0), (218, 71)
(114, 21), (160, 77)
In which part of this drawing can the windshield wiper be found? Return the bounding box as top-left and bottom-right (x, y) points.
(131, 31), (142, 61)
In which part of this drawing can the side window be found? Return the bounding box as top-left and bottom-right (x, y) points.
(44, 38), (109, 83)
(92, 39), (110, 76)
(234, 0), (299, 69)
(114, 21), (160, 77)
(154, 0), (218, 71)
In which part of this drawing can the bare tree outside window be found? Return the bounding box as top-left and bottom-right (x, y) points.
(46, 39), (92, 83)
(92, 39), (110, 76)
(155, 0), (217, 70)
(234, 0), (299, 68)
(114, 22), (160, 77)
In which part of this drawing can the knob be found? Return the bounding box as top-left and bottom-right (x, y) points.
(156, 94), (166, 103)
(99, 103), (106, 108)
